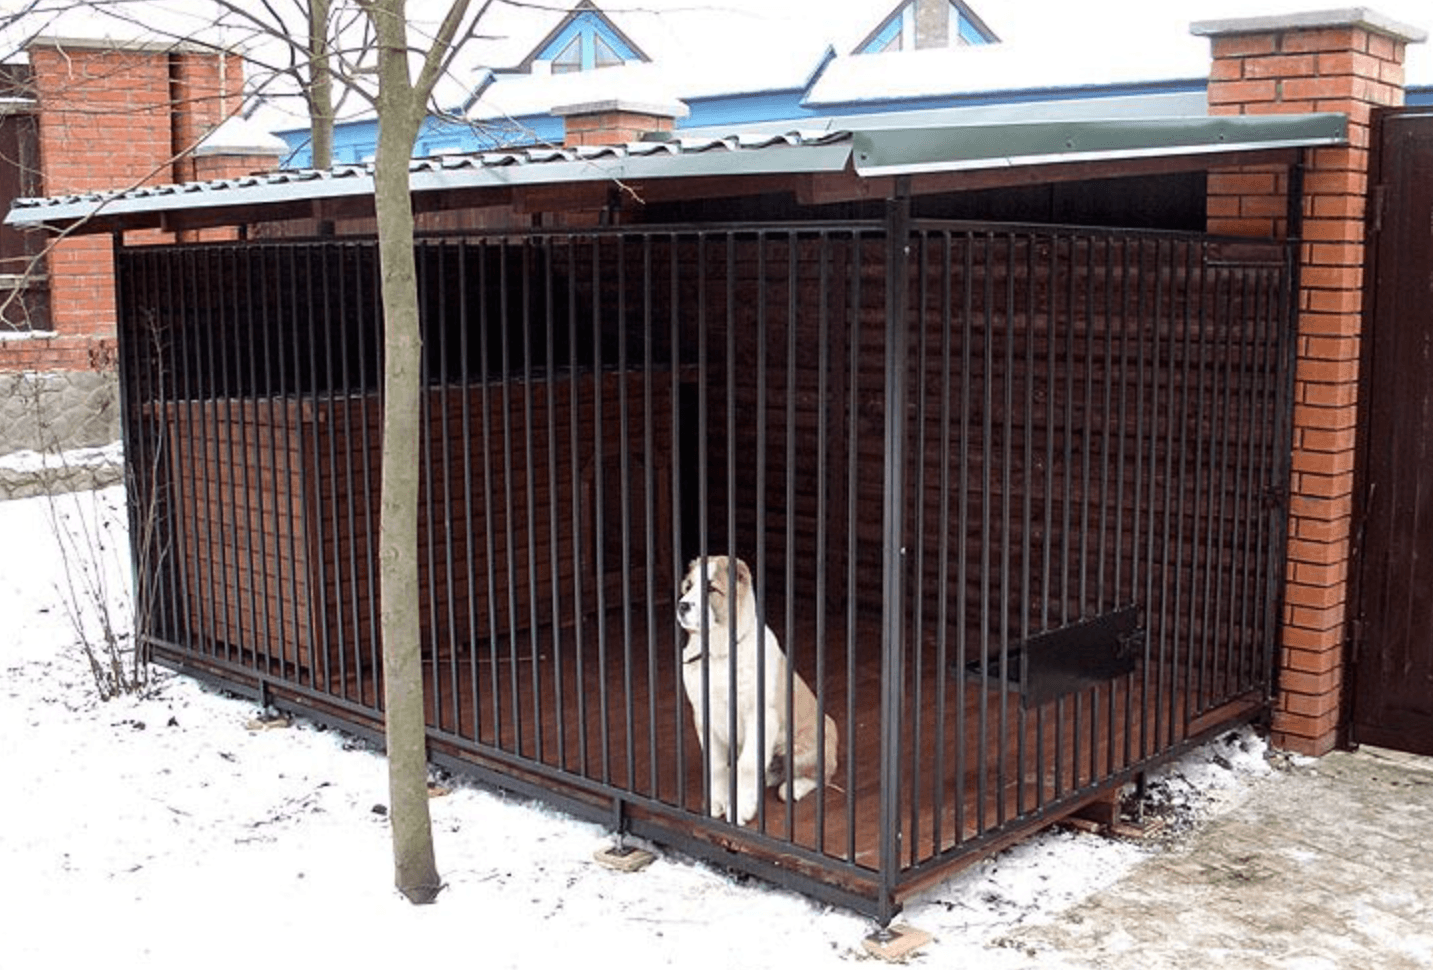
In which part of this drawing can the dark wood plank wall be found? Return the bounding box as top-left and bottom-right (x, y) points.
(159, 373), (674, 688)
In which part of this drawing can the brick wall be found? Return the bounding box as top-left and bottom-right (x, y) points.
(0, 40), (248, 377)
(1194, 11), (1422, 755)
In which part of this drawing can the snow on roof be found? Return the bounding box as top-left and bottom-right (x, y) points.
(194, 114), (289, 157)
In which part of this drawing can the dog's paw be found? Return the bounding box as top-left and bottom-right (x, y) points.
(710, 797), (729, 820)
(736, 795), (759, 825)
(781, 778), (818, 802)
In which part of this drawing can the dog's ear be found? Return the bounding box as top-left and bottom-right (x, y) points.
(735, 558), (752, 588)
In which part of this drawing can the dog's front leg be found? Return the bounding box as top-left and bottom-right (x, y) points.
(733, 709), (773, 825)
(706, 737), (731, 822)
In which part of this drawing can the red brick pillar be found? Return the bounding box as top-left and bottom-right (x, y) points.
(554, 99), (688, 148)
(1193, 10), (1425, 755)
(15, 39), (249, 372)
(26, 40), (175, 371)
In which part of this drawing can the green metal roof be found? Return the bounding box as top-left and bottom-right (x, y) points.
(6, 113), (1347, 233)
(851, 114), (1348, 175)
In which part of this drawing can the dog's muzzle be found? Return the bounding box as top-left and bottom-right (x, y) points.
(676, 597), (702, 633)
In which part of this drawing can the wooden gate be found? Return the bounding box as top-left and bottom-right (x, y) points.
(1351, 108), (1433, 755)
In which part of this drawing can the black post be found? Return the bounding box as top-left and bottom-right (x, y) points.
(876, 180), (913, 926)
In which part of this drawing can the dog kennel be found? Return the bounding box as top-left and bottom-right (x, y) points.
(17, 118), (1335, 922)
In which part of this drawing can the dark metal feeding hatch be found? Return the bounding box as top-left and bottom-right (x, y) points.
(964, 606), (1145, 708)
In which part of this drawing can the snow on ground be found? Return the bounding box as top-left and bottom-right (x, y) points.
(2, 486), (1277, 969)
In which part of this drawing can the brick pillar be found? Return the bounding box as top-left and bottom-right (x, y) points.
(1192, 10), (1426, 755)
(172, 50), (247, 184)
(11, 39), (249, 374)
(24, 40), (174, 372)
(553, 99), (688, 148)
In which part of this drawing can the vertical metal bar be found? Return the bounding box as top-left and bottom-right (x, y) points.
(205, 249), (239, 671)
(642, 232), (659, 798)
(844, 229), (861, 863)
(783, 229), (799, 840)
(356, 244), (382, 710)
(1097, 236), (1119, 770)
(908, 229), (928, 857)
(696, 230), (712, 815)
(436, 242), (461, 735)
(754, 229), (771, 834)
(299, 245), (331, 691)
(1264, 156), (1304, 702)
(667, 231), (685, 808)
(956, 230), (973, 837)
(934, 230), (953, 846)
(814, 230), (832, 848)
(1170, 241), (1199, 741)
(335, 246), (363, 707)
(724, 231), (740, 824)
(318, 244), (349, 700)
(617, 233), (635, 792)
(1019, 231), (1037, 812)
(498, 241), (525, 755)
(566, 235), (588, 773)
(977, 231), (993, 826)
(418, 244), (441, 721)
(541, 236), (565, 763)
(458, 239), (481, 740)
(1143, 238), (1168, 761)
(179, 249), (213, 666)
(999, 231), (1017, 821)
(521, 239), (544, 764)
(877, 185), (913, 922)
(591, 234), (610, 784)
(476, 239), (504, 747)
(238, 248), (273, 678)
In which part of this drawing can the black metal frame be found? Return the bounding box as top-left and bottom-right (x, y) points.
(115, 206), (1296, 923)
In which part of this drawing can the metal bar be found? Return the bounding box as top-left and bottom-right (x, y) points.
(955, 229), (972, 838)
(642, 232), (659, 800)
(566, 234), (588, 775)
(476, 238), (503, 748)
(616, 233), (635, 792)
(458, 239), (482, 740)
(933, 230), (953, 846)
(591, 234), (610, 784)
(978, 231), (993, 823)
(724, 231), (740, 826)
(999, 230), (1017, 821)
(520, 239), (544, 764)
(908, 229), (928, 857)
(418, 244), (440, 722)
(844, 229), (861, 864)
(814, 229), (833, 847)
(355, 244), (381, 710)
(667, 231), (685, 810)
(877, 184), (913, 923)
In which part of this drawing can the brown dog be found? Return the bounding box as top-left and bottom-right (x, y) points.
(677, 555), (838, 824)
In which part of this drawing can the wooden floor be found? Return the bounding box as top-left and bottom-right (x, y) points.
(271, 598), (1260, 898)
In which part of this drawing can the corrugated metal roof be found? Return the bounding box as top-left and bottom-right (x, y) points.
(6, 131), (853, 230)
(6, 114), (1348, 232)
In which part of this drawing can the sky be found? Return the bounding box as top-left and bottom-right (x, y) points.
(2, 1), (1428, 135)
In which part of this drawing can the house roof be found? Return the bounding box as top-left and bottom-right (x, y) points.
(5, 113), (1347, 235)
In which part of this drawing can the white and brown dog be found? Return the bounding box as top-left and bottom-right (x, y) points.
(677, 555), (838, 825)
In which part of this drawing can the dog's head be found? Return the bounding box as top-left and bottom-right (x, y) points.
(677, 555), (752, 639)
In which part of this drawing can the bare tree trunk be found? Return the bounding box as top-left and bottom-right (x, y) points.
(363, 0), (440, 905)
(307, 0), (335, 170)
